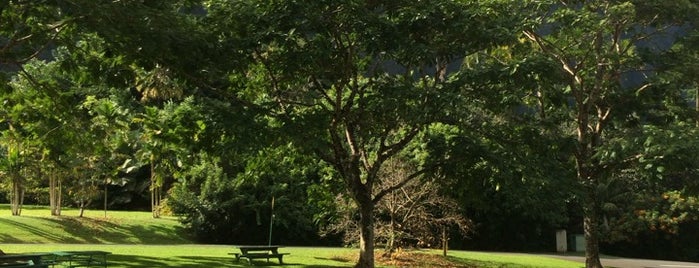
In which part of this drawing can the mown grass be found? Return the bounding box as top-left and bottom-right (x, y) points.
(0, 205), (582, 267)
(446, 251), (583, 268)
(0, 204), (189, 244)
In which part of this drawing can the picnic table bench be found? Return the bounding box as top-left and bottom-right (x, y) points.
(51, 251), (111, 267)
(229, 245), (289, 265)
(0, 253), (52, 267)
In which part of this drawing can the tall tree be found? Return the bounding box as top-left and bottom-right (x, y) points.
(1, 58), (75, 216)
(0, 130), (26, 216)
(133, 101), (196, 219)
(214, 1), (518, 266)
(520, 1), (698, 267)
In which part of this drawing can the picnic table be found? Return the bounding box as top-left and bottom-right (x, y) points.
(229, 245), (289, 265)
(0, 253), (52, 267)
(51, 251), (111, 267)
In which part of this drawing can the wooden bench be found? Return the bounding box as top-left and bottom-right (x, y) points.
(230, 246), (290, 265)
(0, 263), (49, 268)
(51, 251), (110, 267)
(230, 252), (290, 265)
(0, 253), (51, 268)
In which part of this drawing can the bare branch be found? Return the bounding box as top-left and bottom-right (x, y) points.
(373, 163), (435, 203)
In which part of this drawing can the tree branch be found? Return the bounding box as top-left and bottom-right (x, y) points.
(373, 163), (436, 204)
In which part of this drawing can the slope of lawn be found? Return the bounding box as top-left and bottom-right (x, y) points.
(0, 204), (190, 244)
(0, 205), (582, 267)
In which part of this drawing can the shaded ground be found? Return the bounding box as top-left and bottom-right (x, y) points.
(334, 250), (475, 268)
(378, 251), (474, 267)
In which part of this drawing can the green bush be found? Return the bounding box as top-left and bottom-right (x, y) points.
(168, 148), (331, 245)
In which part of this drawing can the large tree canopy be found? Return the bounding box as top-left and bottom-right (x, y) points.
(3, 1), (699, 267)
(206, 1), (522, 266)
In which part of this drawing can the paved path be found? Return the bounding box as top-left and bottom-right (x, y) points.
(547, 254), (699, 268)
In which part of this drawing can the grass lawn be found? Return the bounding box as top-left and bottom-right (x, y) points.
(0, 204), (188, 244)
(0, 205), (582, 267)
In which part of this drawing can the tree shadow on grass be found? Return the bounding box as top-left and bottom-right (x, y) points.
(0, 232), (23, 243)
(121, 223), (191, 244)
(106, 254), (176, 268)
(305, 256), (353, 267)
(178, 255), (287, 267)
(298, 264), (351, 267)
(108, 255), (348, 268)
(0, 215), (189, 244)
(43, 217), (106, 243)
(0, 218), (84, 243)
(109, 254), (236, 267)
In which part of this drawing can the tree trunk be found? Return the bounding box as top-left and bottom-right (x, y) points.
(579, 177), (604, 268)
(575, 99), (603, 268)
(442, 225), (448, 257)
(11, 180), (18, 216)
(150, 157), (161, 218)
(386, 213), (395, 254)
(356, 199), (375, 268)
(49, 173), (56, 214)
(19, 188), (24, 215)
(11, 177), (23, 216)
(78, 198), (91, 218)
(383, 201), (396, 257)
(49, 171), (62, 216)
(56, 179), (62, 215)
(151, 185), (161, 218)
(104, 179), (108, 218)
(583, 194), (603, 268)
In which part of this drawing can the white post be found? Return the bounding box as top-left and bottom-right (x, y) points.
(556, 229), (567, 253)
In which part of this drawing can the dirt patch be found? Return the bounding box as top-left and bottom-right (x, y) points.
(334, 249), (475, 268)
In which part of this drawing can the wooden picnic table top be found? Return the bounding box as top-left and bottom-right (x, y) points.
(235, 245), (284, 254)
(235, 245), (283, 250)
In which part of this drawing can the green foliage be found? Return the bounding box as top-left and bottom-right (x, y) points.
(639, 191), (699, 233)
(168, 152), (235, 243)
(0, 1), (69, 65)
(597, 123), (699, 242)
(169, 147), (325, 245)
